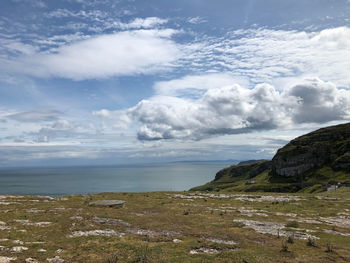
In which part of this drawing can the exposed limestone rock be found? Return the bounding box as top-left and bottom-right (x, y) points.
(0, 202), (19, 205)
(233, 219), (318, 239)
(91, 217), (130, 226)
(89, 200), (125, 208)
(0, 256), (16, 263)
(13, 219), (52, 227)
(275, 212), (297, 217)
(69, 216), (83, 221)
(125, 228), (179, 237)
(129, 212), (144, 217)
(205, 238), (237, 245)
(171, 193), (304, 202)
(0, 221), (11, 231)
(190, 248), (219, 254)
(289, 218), (321, 224)
(26, 209), (45, 213)
(324, 229), (350, 236)
(69, 229), (124, 237)
(291, 215), (350, 228)
(46, 256), (70, 263)
(235, 195), (304, 202)
(11, 246), (28, 252)
(320, 216), (350, 228)
(25, 258), (39, 263)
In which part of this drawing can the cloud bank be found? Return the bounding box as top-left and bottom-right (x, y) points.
(95, 77), (350, 141)
(4, 29), (180, 80)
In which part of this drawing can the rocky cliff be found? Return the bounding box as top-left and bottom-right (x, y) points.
(272, 122), (350, 177)
(191, 122), (350, 192)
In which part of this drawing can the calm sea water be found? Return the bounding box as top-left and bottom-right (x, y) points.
(0, 162), (233, 196)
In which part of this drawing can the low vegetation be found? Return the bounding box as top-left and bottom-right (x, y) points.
(0, 188), (349, 262)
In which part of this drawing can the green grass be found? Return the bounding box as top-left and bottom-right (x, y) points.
(0, 189), (349, 262)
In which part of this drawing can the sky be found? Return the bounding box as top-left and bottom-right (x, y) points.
(0, 0), (350, 167)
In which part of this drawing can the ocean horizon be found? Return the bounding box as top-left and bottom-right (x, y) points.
(0, 161), (233, 196)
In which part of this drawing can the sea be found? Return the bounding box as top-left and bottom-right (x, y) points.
(0, 162), (233, 196)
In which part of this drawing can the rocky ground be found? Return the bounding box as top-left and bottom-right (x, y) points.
(0, 189), (350, 263)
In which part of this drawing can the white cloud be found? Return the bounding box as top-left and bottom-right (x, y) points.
(286, 78), (350, 123)
(187, 27), (350, 87)
(3, 29), (181, 80)
(45, 9), (107, 20)
(114, 77), (350, 141)
(92, 109), (132, 129)
(188, 17), (207, 24)
(154, 73), (249, 98)
(2, 26), (350, 84)
(114, 17), (168, 30)
(6, 109), (62, 122)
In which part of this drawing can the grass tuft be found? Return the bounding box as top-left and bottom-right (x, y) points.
(103, 254), (119, 263)
(280, 241), (289, 252)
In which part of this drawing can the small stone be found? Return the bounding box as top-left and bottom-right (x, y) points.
(13, 240), (24, 245)
(56, 249), (64, 254)
(38, 249), (47, 253)
(173, 239), (182, 243)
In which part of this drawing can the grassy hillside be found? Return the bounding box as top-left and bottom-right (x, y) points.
(192, 123), (350, 193)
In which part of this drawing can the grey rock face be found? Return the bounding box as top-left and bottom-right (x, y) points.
(88, 200), (125, 208)
(272, 122), (350, 177)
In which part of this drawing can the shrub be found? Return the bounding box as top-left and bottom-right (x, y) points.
(280, 241), (289, 252)
(306, 237), (317, 247)
(287, 235), (294, 244)
(325, 243), (334, 253)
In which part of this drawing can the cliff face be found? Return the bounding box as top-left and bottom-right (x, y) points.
(191, 122), (350, 192)
(272, 122), (350, 177)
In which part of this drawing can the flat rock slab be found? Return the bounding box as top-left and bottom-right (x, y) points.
(89, 200), (125, 208)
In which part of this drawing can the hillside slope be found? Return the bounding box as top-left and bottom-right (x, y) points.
(191, 122), (350, 193)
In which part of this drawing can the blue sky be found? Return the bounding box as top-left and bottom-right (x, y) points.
(0, 0), (350, 167)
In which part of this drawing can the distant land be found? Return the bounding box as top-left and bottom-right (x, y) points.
(192, 122), (350, 193)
